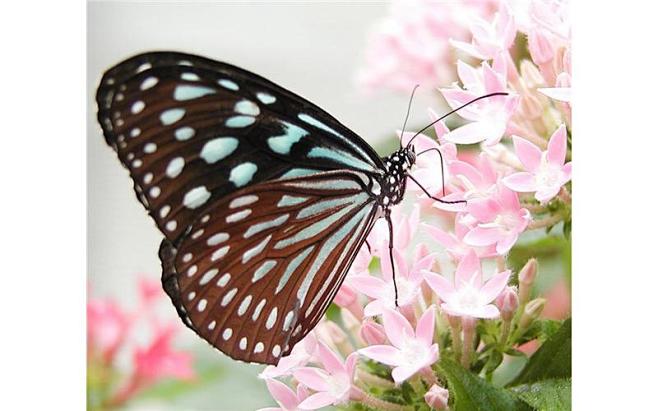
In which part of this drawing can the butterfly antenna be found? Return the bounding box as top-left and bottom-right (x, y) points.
(399, 85), (420, 148)
(405, 92), (509, 150)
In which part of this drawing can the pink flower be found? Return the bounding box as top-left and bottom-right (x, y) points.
(259, 379), (309, 411)
(446, 153), (499, 201)
(424, 250), (511, 319)
(367, 205), (419, 254)
(463, 183), (531, 254)
(503, 125), (571, 203)
(87, 298), (130, 363)
(293, 343), (359, 409)
(133, 324), (195, 383)
(451, 2), (517, 60)
(423, 216), (496, 261)
(359, 319), (387, 345)
(260, 334), (318, 379)
(358, 306), (439, 384)
(351, 248), (434, 316)
(440, 58), (519, 146)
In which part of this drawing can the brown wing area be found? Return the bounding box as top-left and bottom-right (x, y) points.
(160, 170), (379, 364)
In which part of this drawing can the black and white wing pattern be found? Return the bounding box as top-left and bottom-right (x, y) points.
(96, 51), (384, 241)
(96, 52), (388, 364)
(161, 171), (379, 364)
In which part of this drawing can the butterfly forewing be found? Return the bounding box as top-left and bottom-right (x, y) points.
(97, 52), (384, 241)
(160, 170), (379, 364)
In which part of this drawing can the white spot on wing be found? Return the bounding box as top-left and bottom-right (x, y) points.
(211, 245), (230, 261)
(229, 162), (257, 187)
(242, 234), (272, 264)
(218, 79), (239, 90)
(207, 232), (229, 246)
(216, 273), (231, 287)
(200, 137), (238, 164)
(226, 209), (251, 223)
(199, 268), (219, 285)
(183, 186), (211, 209)
(229, 195), (258, 209)
(166, 157), (185, 178)
(221, 288), (238, 306)
(256, 92), (276, 104)
(160, 108), (185, 125)
(266, 308), (277, 330)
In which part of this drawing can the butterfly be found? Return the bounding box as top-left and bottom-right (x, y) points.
(96, 51), (503, 365)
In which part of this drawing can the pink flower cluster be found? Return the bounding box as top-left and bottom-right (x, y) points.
(87, 278), (195, 408)
(262, 1), (571, 409)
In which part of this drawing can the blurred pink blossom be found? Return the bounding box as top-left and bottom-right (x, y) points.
(133, 324), (195, 383)
(293, 343), (359, 409)
(463, 183), (531, 254)
(424, 250), (510, 319)
(258, 379), (310, 411)
(359, 319), (388, 346)
(450, 2), (516, 60)
(503, 124), (571, 203)
(441, 59), (519, 146)
(87, 298), (130, 363)
(357, 0), (497, 92)
(358, 306), (439, 384)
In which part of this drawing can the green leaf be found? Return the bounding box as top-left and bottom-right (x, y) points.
(512, 379), (571, 411)
(510, 318), (571, 385)
(437, 358), (532, 411)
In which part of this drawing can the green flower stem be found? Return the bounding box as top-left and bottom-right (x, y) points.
(528, 213), (564, 230)
(500, 319), (511, 347)
(351, 387), (411, 411)
(356, 368), (395, 389)
(461, 318), (476, 369)
(448, 316), (462, 360)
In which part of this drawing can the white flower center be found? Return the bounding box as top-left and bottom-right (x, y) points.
(399, 338), (429, 367)
(535, 154), (562, 188)
(455, 284), (482, 309)
(327, 373), (350, 402)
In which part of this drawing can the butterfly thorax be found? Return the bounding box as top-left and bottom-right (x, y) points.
(379, 147), (416, 207)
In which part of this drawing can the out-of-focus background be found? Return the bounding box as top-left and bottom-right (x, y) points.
(88, 2), (424, 410)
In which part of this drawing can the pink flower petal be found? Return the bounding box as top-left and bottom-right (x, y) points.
(444, 121), (493, 145)
(350, 275), (387, 299)
(423, 223), (459, 249)
(455, 250), (481, 286)
(496, 232), (519, 254)
(467, 304), (501, 319)
(317, 342), (345, 375)
(513, 136), (542, 172)
(358, 345), (402, 367)
(382, 308), (414, 348)
(467, 197), (500, 222)
(293, 368), (330, 392)
(299, 392), (337, 410)
(503, 172), (537, 192)
(498, 184), (522, 210)
(364, 299), (388, 317)
(479, 270), (511, 303)
(535, 186), (561, 203)
(464, 226), (501, 247)
(416, 306), (436, 346)
(392, 365), (420, 384)
(265, 379), (300, 410)
(547, 124), (567, 165)
(562, 163), (572, 180)
(482, 62), (506, 93)
(423, 270), (455, 302)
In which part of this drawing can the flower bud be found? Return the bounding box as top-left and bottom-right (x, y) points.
(520, 93), (543, 119)
(495, 286), (519, 322)
(520, 298), (546, 329)
(424, 384), (449, 410)
(528, 29), (554, 65)
(359, 319), (387, 345)
(520, 60), (545, 88)
(333, 283), (357, 308)
(518, 258), (538, 304)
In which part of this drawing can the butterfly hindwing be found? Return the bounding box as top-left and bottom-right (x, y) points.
(159, 170), (379, 364)
(96, 51), (384, 241)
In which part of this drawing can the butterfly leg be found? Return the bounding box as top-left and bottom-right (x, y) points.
(407, 173), (466, 205)
(384, 208), (399, 307)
